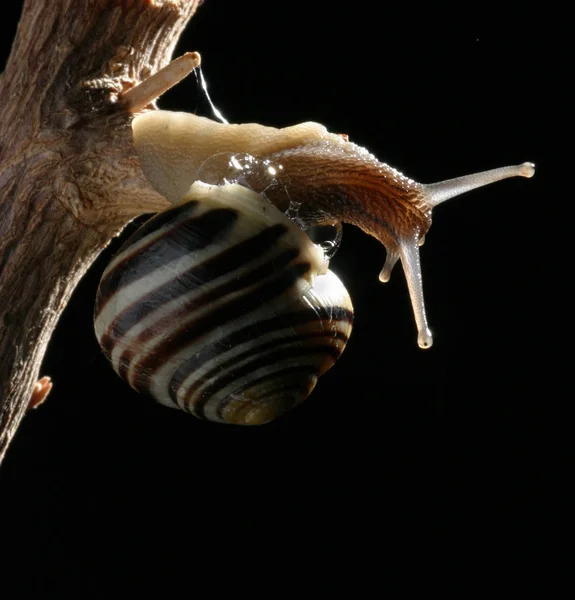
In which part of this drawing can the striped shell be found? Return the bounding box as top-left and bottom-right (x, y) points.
(94, 182), (353, 425)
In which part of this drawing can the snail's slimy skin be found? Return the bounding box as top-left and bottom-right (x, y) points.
(133, 110), (534, 349)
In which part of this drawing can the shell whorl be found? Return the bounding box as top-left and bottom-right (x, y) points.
(95, 183), (353, 425)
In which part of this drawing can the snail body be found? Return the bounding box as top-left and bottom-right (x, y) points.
(95, 108), (534, 424)
(132, 111), (535, 349)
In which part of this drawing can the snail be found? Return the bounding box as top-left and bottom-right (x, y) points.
(94, 109), (534, 424)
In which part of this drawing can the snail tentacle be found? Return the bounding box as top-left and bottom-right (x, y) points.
(423, 162), (536, 207)
(378, 247), (400, 283)
(396, 233), (433, 349)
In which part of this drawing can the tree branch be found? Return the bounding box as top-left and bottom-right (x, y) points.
(0, 0), (203, 464)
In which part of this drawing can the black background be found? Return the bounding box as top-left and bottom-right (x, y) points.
(0, 0), (565, 590)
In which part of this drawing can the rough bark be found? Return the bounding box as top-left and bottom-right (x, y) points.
(0, 0), (203, 464)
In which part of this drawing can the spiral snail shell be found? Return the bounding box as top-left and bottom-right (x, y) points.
(95, 182), (352, 424)
(94, 109), (534, 424)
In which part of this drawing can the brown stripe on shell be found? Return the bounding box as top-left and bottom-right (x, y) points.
(168, 306), (353, 404)
(98, 223), (290, 357)
(95, 205), (238, 320)
(203, 365), (322, 424)
(129, 261), (313, 395)
(192, 345), (343, 421)
(218, 377), (318, 425)
(118, 201), (199, 248)
(114, 247), (302, 384)
(177, 330), (349, 411)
